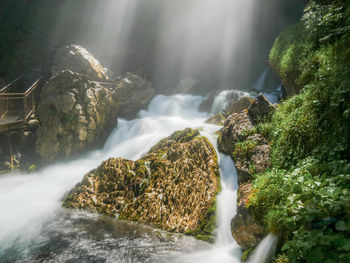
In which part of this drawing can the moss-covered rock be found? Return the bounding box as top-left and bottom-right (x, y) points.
(63, 128), (220, 240)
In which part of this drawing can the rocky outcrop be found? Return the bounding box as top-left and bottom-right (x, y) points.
(231, 183), (265, 250)
(63, 128), (220, 240)
(112, 72), (154, 119)
(36, 44), (155, 162)
(217, 105), (271, 250)
(36, 70), (119, 162)
(228, 96), (254, 115)
(248, 94), (276, 123)
(51, 45), (111, 81)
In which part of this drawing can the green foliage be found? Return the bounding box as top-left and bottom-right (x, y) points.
(233, 140), (258, 159)
(249, 1), (350, 262)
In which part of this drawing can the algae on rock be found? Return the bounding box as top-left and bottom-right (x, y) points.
(63, 128), (220, 240)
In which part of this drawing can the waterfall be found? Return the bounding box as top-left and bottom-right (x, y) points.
(0, 94), (243, 262)
(247, 234), (278, 263)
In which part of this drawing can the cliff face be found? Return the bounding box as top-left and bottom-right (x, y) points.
(63, 128), (220, 242)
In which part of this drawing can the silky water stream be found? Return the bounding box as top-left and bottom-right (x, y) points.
(0, 94), (245, 262)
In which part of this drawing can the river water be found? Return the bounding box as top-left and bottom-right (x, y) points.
(0, 93), (244, 263)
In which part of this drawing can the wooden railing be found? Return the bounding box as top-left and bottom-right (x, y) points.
(0, 75), (43, 133)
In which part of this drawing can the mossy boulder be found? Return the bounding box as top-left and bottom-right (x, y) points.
(63, 128), (220, 240)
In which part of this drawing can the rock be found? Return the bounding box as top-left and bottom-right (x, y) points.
(35, 70), (119, 162)
(177, 77), (200, 94)
(248, 93), (276, 123)
(231, 183), (265, 250)
(228, 96), (254, 115)
(51, 45), (111, 81)
(217, 111), (254, 156)
(232, 134), (270, 184)
(205, 113), (226, 126)
(63, 128), (220, 240)
(113, 72), (154, 119)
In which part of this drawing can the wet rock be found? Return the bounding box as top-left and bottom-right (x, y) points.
(217, 111), (254, 156)
(228, 96), (254, 115)
(51, 45), (111, 81)
(63, 128), (220, 240)
(231, 183), (265, 250)
(205, 113), (226, 126)
(248, 94), (276, 123)
(35, 71), (119, 162)
(113, 72), (154, 119)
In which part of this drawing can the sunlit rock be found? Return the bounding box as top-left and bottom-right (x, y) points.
(36, 71), (119, 162)
(63, 128), (220, 241)
(51, 45), (111, 81)
(228, 96), (255, 115)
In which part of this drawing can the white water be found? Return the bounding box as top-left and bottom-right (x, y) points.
(0, 94), (242, 262)
(248, 234), (278, 263)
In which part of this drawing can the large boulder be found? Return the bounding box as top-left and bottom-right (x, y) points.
(51, 45), (111, 81)
(63, 128), (220, 241)
(231, 183), (265, 250)
(35, 71), (119, 162)
(112, 72), (155, 119)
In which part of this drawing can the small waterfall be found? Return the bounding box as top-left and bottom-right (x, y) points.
(247, 234), (278, 263)
(210, 90), (250, 114)
(252, 69), (282, 104)
(252, 68), (269, 92)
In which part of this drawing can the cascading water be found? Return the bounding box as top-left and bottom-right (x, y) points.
(0, 94), (243, 262)
(247, 234), (278, 263)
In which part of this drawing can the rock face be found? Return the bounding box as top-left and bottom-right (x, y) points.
(36, 71), (119, 162)
(231, 183), (265, 250)
(63, 128), (220, 240)
(217, 111), (270, 250)
(228, 96), (254, 115)
(51, 45), (111, 81)
(113, 72), (154, 119)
